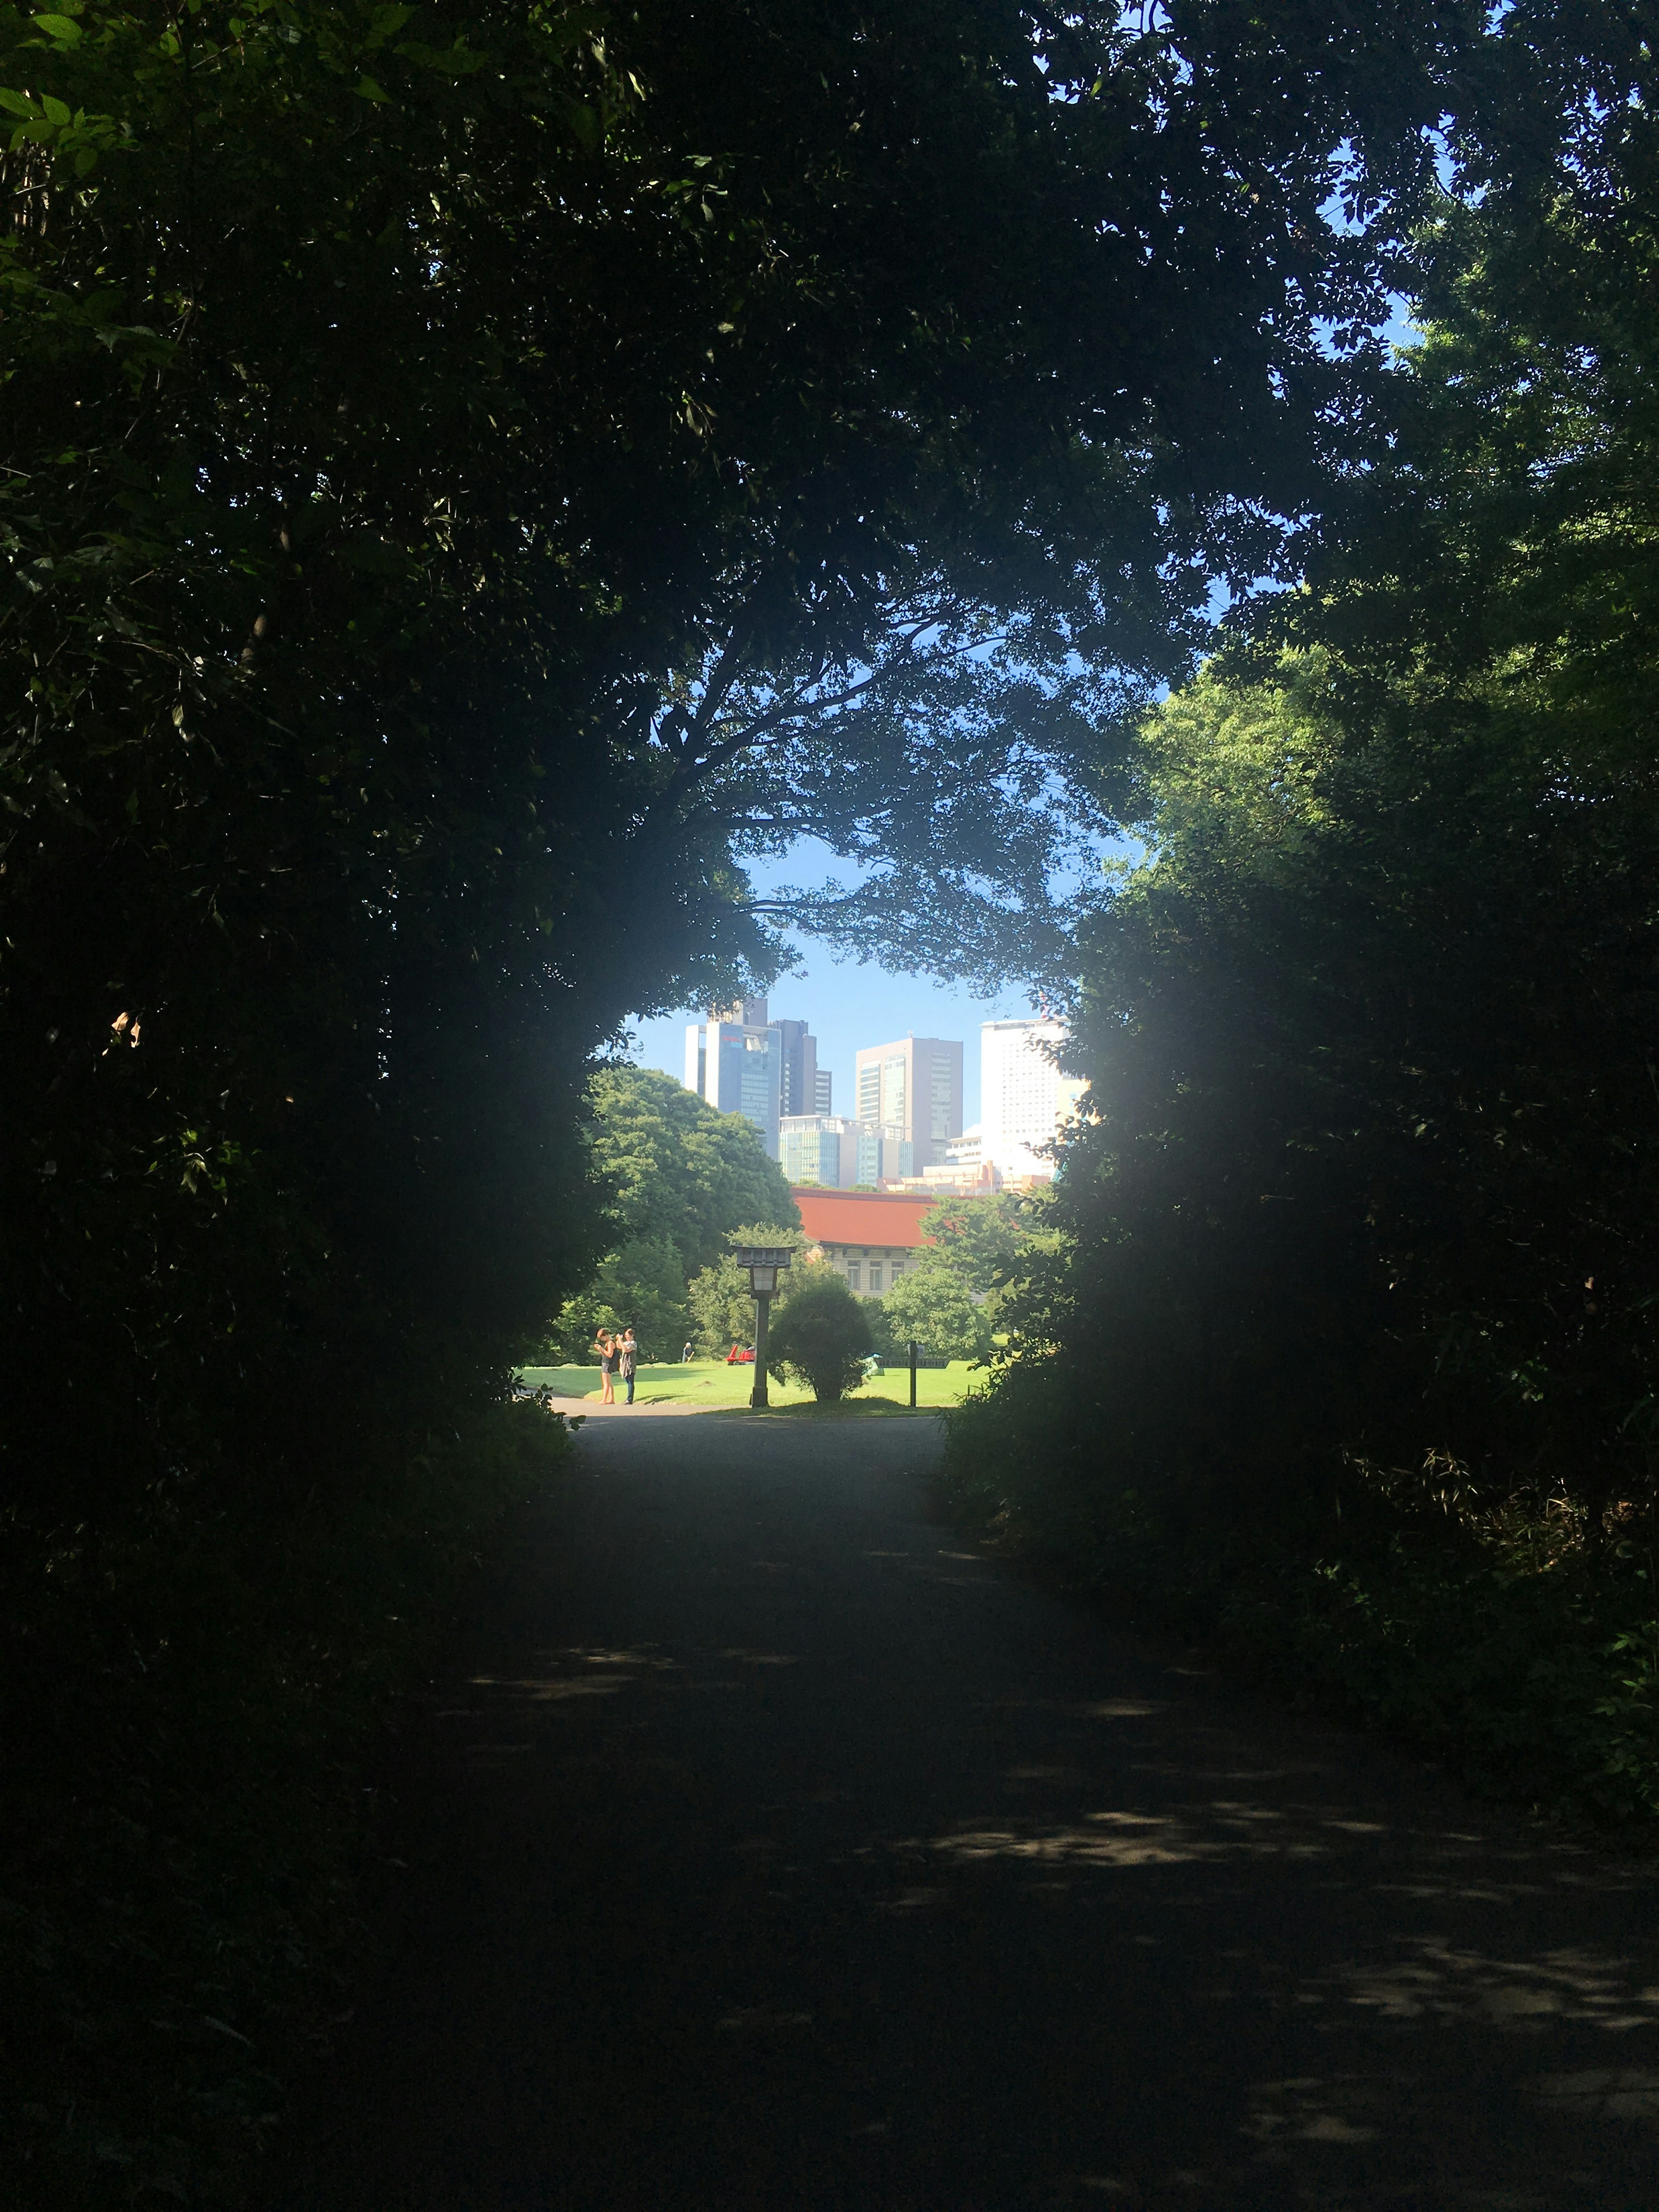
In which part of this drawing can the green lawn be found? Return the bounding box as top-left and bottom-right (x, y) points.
(518, 1358), (984, 1411)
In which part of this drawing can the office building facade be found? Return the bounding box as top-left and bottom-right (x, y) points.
(979, 1018), (1086, 1181)
(684, 1000), (783, 1157)
(779, 1116), (912, 1189)
(773, 1018), (823, 1121)
(852, 1035), (963, 1169)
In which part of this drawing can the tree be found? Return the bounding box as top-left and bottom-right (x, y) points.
(579, 1070), (795, 1276)
(687, 1222), (807, 1357)
(866, 1192), (1046, 1359)
(0, 0), (1498, 1524)
(550, 1069), (796, 1357)
(992, 621), (1659, 1533)
(881, 1266), (994, 1367)
(961, 6), (1659, 1545)
(920, 1193), (1046, 1324)
(765, 1268), (873, 1405)
(555, 1238), (689, 1367)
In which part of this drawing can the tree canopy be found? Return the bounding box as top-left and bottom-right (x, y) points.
(971, 0), (1659, 1538)
(881, 1265), (993, 1367)
(551, 1069), (797, 1357)
(3, 0), (1497, 1517)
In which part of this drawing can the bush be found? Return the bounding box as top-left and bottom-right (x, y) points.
(765, 1268), (873, 1402)
(0, 1400), (577, 2208)
(938, 1361), (1659, 1826)
(883, 1263), (995, 1364)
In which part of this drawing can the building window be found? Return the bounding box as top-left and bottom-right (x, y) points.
(869, 1263), (883, 1294)
(847, 1262), (861, 1291)
(738, 1038), (773, 1125)
(883, 1054), (906, 1129)
(931, 1057), (954, 1140)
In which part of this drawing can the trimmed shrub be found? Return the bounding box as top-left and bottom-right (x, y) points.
(765, 1268), (873, 1402)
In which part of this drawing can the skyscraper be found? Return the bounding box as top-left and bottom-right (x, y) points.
(773, 1018), (822, 1121)
(709, 997), (769, 1028)
(979, 1018), (1086, 1181)
(779, 1116), (909, 1189)
(684, 1000), (783, 1157)
(852, 1036), (963, 1168)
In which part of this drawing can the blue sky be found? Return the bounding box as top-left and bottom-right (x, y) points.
(617, 839), (1053, 1125)
(616, 280), (1432, 1119)
(623, 958), (1034, 1128)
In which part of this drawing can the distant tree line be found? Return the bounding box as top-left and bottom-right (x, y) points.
(547, 1068), (797, 1360)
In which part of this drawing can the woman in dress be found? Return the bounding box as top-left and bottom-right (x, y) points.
(595, 1328), (617, 1404)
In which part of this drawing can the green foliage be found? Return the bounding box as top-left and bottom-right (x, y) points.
(550, 1069), (796, 1358)
(1048, 642), (1659, 1532)
(764, 1265), (873, 1404)
(863, 1192), (1048, 1361)
(584, 1068), (797, 1275)
(0, 0), (1504, 1532)
(920, 1190), (1048, 1323)
(687, 1253), (757, 1360)
(0, 1399), (575, 2208)
(685, 1219), (806, 1356)
(559, 1235), (690, 1365)
(881, 1263), (994, 1366)
(941, 1365), (1659, 1824)
(979, 618), (1659, 1627)
(946, 12), (1659, 1820)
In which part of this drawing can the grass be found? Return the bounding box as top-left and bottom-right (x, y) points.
(518, 1358), (983, 1411)
(759, 1395), (942, 1418)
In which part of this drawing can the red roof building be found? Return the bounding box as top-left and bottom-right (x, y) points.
(791, 1187), (936, 1300)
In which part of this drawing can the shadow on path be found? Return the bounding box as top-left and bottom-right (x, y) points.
(282, 1414), (1659, 2210)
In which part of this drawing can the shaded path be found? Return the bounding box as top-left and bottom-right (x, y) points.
(286, 1415), (1659, 2209)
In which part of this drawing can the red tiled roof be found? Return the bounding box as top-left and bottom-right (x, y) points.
(791, 1188), (936, 1249)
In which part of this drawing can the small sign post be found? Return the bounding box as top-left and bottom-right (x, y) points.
(909, 1338), (922, 1408)
(732, 1246), (794, 1411)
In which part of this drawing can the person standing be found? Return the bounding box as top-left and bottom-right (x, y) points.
(620, 1326), (638, 1406)
(595, 1328), (617, 1405)
(681, 1340), (695, 1364)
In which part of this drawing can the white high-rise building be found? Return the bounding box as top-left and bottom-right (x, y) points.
(979, 1019), (1086, 1182)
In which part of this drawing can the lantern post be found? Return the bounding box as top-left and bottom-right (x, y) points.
(732, 1246), (794, 1410)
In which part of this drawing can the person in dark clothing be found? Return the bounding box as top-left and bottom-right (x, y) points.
(619, 1326), (638, 1405)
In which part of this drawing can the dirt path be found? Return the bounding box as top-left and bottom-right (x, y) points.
(285, 1414), (1659, 2210)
